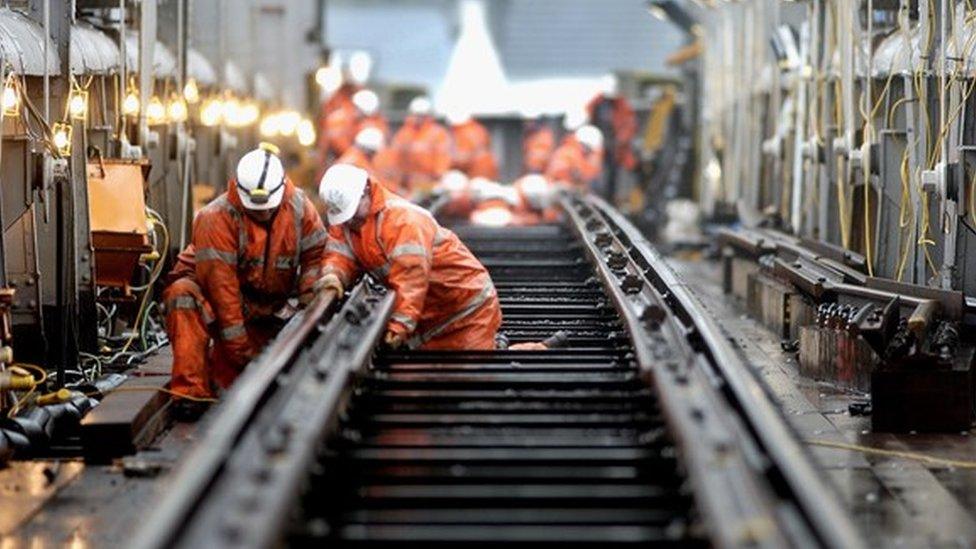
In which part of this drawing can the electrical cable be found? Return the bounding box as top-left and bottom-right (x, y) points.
(807, 439), (976, 469)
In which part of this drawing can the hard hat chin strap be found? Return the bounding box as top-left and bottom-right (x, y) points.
(241, 149), (285, 205)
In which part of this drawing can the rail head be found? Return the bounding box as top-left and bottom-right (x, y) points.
(563, 194), (865, 549)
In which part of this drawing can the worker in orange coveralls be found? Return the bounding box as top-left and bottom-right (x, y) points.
(522, 113), (556, 174)
(317, 81), (361, 163)
(586, 75), (637, 200)
(336, 127), (403, 196)
(545, 125), (604, 192)
(446, 109), (498, 179)
(389, 96), (452, 197)
(316, 164), (501, 350)
(163, 143), (327, 419)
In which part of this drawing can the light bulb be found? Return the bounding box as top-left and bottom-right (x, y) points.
(2, 83), (19, 116)
(241, 102), (260, 126)
(200, 99), (223, 127)
(168, 97), (188, 123)
(52, 123), (72, 155)
(278, 110), (300, 136)
(224, 98), (248, 127)
(297, 118), (316, 147)
(259, 113), (281, 137)
(122, 91), (140, 116)
(183, 78), (200, 104)
(68, 90), (88, 120)
(146, 96), (166, 124)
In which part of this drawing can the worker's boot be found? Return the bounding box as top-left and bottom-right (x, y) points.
(171, 399), (210, 422)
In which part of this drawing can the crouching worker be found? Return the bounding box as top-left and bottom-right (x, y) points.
(164, 143), (327, 417)
(317, 164), (502, 350)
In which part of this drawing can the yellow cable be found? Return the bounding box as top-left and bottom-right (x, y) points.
(858, 72), (896, 278)
(807, 439), (976, 469)
(970, 165), (976, 229)
(108, 386), (218, 403)
(896, 148), (915, 281)
(11, 363), (47, 385)
(833, 77), (851, 249)
(8, 387), (35, 418)
(38, 386), (219, 404)
(121, 213), (170, 354)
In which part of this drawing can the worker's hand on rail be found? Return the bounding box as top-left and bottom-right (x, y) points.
(315, 273), (345, 299)
(384, 330), (405, 350)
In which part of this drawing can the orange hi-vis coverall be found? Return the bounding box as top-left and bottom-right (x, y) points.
(322, 102), (359, 160)
(545, 135), (603, 191)
(390, 116), (452, 195)
(164, 179), (327, 399)
(317, 83), (361, 161)
(335, 144), (372, 171)
(523, 124), (556, 174)
(450, 119), (499, 179)
(335, 146), (405, 197)
(321, 182), (502, 350)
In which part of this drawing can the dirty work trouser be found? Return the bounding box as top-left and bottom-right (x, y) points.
(163, 278), (275, 399)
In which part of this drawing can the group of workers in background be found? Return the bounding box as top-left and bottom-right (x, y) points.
(315, 75), (638, 227)
(162, 73), (640, 418)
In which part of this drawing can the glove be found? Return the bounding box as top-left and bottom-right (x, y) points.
(315, 273), (344, 299)
(384, 330), (405, 350)
(274, 298), (300, 320)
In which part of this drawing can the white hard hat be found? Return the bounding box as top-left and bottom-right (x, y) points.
(319, 164), (369, 225)
(469, 177), (497, 202)
(599, 74), (619, 96)
(563, 109), (587, 131)
(472, 179), (518, 206)
(352, 89), (380, 116)
(516, 174), (553, 210)
(236, 143), (286, 210)
(354, 127), (384, 152)
(575, 125), (604, 150)
(440, 170), (469, 194)
(349, 51), (373, 85)
(446, 108), (471, 126)
(409, 96), (432, 116)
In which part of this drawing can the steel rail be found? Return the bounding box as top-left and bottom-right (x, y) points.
(134, 194), (864, 548)
(581, 195), (865, 549)
(133, 284), (394, 549)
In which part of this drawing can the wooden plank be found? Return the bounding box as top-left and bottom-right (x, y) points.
(79, 373), (171, 462)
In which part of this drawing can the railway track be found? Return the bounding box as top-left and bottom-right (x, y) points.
(134, 195), (865, 548)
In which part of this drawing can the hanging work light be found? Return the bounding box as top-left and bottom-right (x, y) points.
(183, 78), (200, 104)
(2, 76), (20, 117)
(52, 123), (72, 156)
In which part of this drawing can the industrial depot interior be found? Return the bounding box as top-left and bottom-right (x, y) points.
(8, 0), (976, 547)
